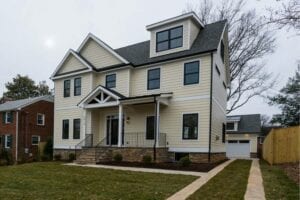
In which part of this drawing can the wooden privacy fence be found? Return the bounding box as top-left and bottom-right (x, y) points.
(263, 126), (300, 165)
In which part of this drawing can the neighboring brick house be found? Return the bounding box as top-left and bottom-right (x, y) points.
(0, 96), (54, 162)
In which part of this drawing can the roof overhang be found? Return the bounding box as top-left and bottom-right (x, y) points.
(227, 116), (241, 122)
(120, 93), (173, 106)
(146, 12), (204, 30)
(50, 49), (93, 80)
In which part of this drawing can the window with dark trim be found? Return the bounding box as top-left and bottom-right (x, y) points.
(184, 61), (199, 85)
(62, 120), (69, 139)
(3, 112), (13, 124)
(182, 113), (198, 139)
(64, 80), (70, 97)
(106, 74), (116, 88)
(73, 119), (80, 139)
(146, 116), (155, 140)
(74, 78), (81, 96)
(156, 26), (183, 52)
(221, 40), (225, 63)
(222, 123), (226, 143)
(147, 68), (160, 90)
(215, 65), (220, 76)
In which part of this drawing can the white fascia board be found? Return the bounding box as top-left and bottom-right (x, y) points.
(146, 12), (204, 30)
(51, 69), (91, 80)
(77, 33), (129, 64)
(50, 49), (93, 79)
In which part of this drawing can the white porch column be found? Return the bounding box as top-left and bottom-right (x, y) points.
(155, 100), (160, 147)
(118, 104), (123, 147)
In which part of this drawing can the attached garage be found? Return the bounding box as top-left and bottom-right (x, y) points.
(226, 140), (250, 158)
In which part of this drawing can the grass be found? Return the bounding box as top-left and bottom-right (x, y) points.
(188, 160), (252, 200)
(260, 160), (299, 200)
(0, 162), (197, 200)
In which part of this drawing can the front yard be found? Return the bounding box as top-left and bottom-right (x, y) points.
(0, 162), (197, 200)
(188, 160), (252, 200)
(260, 160), (299, 200)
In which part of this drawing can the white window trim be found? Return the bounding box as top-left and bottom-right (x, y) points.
(5, 134), (11, 148)
(37, 113), (45, 126)
(31, 135), (40, 145)
(226, 121), (238, 131)
(5, 112), (12, 124)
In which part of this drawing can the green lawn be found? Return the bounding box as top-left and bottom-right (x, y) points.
(188, 160), (252, 200)
(0, 162), (197, 200)
(260, 160), (299, 200)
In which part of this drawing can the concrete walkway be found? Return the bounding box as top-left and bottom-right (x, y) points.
(244, 159), (266, 200)
(65, 163), (206, 176)
(167, 159), (235, 200)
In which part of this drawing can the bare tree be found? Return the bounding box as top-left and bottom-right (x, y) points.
(265, 0), (300, 33)
(260, 114), (271, 127)
(184, 0), (276, 113)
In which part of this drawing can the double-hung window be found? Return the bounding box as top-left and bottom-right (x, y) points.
(74, 78), (81, 96)
(62, 120), (69, 139)
(106, 74), (116, 88)
(37, 113), (45, 126)
(182, 114), (198, 140)
(64, 80), (71, 97)
(5, 135), (12, 148)
(184, 61), (199, 85)
(3, 112), (13, 124)
(146, 116), (155, 140)
(147, 68), (160, 90)
(226, 122), (235, 131)
(73, 119), (80, 139)
(32, 135), (40, 145)
(156, 26), (183, 52)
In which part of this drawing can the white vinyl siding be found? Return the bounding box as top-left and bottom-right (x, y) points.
(80, 38), (122, 69)
(56, 54), (87, 75)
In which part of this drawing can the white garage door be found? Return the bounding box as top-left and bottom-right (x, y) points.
(226, 140), (250, 158)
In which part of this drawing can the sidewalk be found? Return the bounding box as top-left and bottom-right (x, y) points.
(244, 159), (266, 200)
(167, 159), (235, 200)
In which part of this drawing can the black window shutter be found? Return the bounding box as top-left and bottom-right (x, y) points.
(1, 135), (5, 146)
(2, 112), (5, 124)
(11, 112), (14, 123)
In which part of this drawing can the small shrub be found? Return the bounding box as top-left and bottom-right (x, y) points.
(69, 153), (76, 162)
(113, 153), (123, 162)
(142, 155), (152, 164)
(54, 154), (62, 161)
(179, 156), (191, 167)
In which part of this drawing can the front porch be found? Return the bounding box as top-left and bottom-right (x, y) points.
(75, 85), (173, 163)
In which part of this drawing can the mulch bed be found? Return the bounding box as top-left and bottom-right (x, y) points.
(277, 162), (300, 185)
(98, 159), (228, 172)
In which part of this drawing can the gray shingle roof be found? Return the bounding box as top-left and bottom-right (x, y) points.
(115, 20), (227, 66)
(227, 114), (261, 134)
(0, 96), (54, 112)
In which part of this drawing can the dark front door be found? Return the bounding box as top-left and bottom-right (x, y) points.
(106, 116), (119, 145)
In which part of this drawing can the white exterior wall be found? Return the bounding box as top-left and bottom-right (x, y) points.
(57, 54), (87, 75)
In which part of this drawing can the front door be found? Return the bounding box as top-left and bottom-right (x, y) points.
(106, 116), (119, 145)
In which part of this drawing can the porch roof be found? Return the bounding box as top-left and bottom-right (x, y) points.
(78, 84), (173, 108)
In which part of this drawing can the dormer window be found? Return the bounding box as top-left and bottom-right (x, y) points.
(226, 122), (238, 131)
(156, 26), (183, 52)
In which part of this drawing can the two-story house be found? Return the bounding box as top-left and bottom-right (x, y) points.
(0, 96), (54, 163)
(51, 12), (229, 163)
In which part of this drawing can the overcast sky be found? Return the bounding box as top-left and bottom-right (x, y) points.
(0, 0), (299, 117)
